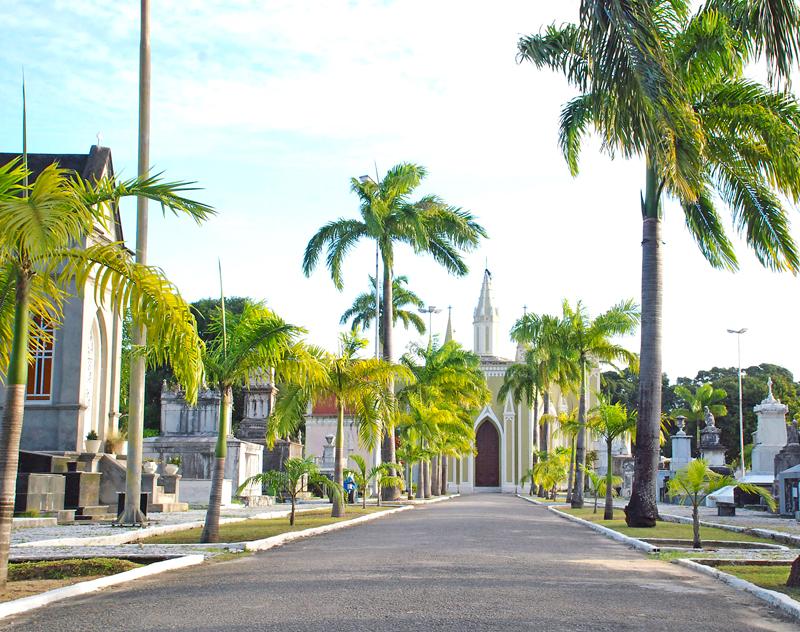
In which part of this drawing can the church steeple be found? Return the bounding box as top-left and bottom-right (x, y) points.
(473, 268), (498, 356)
(445, 306), (453, 343)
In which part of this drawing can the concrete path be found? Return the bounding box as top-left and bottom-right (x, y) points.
(2, 495), (796, 631)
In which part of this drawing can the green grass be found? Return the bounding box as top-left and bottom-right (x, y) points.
(559, 507), (776, 545)
(141, 506), (392, 544)
(716, 564), (800, 601)
(8, 558), (141, 581)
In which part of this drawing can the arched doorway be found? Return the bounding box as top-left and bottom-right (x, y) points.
(475, 419), (500, 487)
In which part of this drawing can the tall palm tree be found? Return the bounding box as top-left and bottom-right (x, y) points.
(340, 275), (426, 350)
(303, 163), (486, 498)
(557, 300), (639, 508)
(673, 383), (728, 452)
(518, 1), (800, 527)
(269, 331), (412, 517)
(199, 301), (321, 543)
(587, 398), (638, 519)
(0, 159), (212, 588)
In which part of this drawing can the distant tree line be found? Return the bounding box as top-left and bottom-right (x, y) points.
(602, 364), (800, 464)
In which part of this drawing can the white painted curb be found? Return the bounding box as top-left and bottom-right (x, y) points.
(516, 494), (556, 507)
(390, 494), (460, 506)
(13, 506), (326, 548)
(0, 554), (203, 620)
(245, 505), (413, 552)
(544, 504), (659, 553)
(674, 558), (800, 622)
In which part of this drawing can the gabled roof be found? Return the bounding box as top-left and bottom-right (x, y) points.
(0, 145), (123, 242)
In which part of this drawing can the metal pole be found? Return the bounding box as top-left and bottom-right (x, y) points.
(737, 333), (745, 477)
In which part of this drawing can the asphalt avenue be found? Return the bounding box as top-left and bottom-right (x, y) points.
(2, 494), (796, 631)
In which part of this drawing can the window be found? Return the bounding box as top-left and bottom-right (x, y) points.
(26, 316), (55, 401)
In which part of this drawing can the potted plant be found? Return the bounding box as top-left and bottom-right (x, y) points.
(164, 455), (181, 476)
(84, 430), (102, 453)
(142, 458), (158, 474)
(105, 429), (128, 456)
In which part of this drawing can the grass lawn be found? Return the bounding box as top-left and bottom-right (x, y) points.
(1, 558), (142, 603)
(141, 506), (392, 544)
(559, 507), (776, 546)
(716, 564), (800, 601)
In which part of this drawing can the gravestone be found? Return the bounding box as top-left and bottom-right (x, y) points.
(751, 378), (789, 475)
(671, 416), (692, 472)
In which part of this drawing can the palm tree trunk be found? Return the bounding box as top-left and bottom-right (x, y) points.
(692, 501), (701, 549)
(201, 385), (231, 543)
(431, 455), (440, 496)
(380, 260), (400, 501)
(415, 460), (424, 499)
(539, 392), (549, 497)
(120, 0), (151, 527)
(604, 439), (615, 520)
(424, 460), (432, 498)
(0, 270), (31, 588)
(625, 171), (663, 527)
(571, 362), (587, 508)
(332, 401), (345, 517)
(406, 462), (413, 500)
(290, 494), (296, 526)
(566, 436), (576, 503)
(441, 455), (448, 495)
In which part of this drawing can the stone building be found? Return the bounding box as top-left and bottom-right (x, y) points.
(0, 146), (124, 452)
(447, 269), (606, 493)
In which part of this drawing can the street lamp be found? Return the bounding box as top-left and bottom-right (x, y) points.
(419, 305), (441, 342)
(727, 328), (748, 478)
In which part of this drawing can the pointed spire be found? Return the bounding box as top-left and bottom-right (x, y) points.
(445, 306), (453, 342)
(473, 266), (498, 356)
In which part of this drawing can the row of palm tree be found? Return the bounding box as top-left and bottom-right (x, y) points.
(519, 0), (800, 527)
(504, 300), (640, 509)
(303, 162), (486, 499)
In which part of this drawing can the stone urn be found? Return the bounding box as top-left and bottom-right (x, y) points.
(84, 439), (102, 453)
(114, 440), (128, 456)
(142, 461), (158, 474)
(163, 463), (179, 476)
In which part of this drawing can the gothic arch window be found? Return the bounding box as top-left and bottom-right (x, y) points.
(26, 316), (55, 401)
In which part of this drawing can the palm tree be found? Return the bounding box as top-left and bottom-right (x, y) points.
(532, 447), (571, 499)
(582, 466), (623, 515)
(667, 459), (775, 548)
(518, 1), (800, 527)
(398, 339), (489, 495)
(673, 383), (728, 453)
(550, 408), (580, 503)
(345, 454), (404, 508)
(303, 163), (486, 498)
(557, 300), (639, 508)
(587, 399), (638, 519)
(269, 331), (412, 517)
(340, 275), (426, 351)
(199, 301), (321, 543)
(0, 158), (213, 588)
(519, 467), (537, 496)
(239, 457), (340, 526)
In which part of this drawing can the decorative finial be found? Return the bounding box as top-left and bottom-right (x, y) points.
(704, 405), (716, 428)
(675, 415), (687, 436)
(96, 131), (103, 147)
(523, 305), (527, 316)
(767, 376), (775, 399)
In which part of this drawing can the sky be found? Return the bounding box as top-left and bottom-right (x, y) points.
(1, 1), (798, 383)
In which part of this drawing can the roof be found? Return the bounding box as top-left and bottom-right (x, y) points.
(0, 145), (123, 241)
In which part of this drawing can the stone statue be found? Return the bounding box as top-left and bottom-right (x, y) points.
(704, 405), (716, 428)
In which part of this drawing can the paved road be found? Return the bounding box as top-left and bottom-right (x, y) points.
(3, 495), (796, 631)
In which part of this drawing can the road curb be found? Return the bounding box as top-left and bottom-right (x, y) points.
(658, 512), (800, 548)
(673, 558), (800, 622)
(0, 554), (203, 621)
(391, 494), (460, 506)
(541, 503), (659, 553)
(13, 506), (326, 548)
(245, 505), (414, 552)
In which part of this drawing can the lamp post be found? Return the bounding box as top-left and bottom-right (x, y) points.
(727, 328), (748, 478)
(359, 175), (380, 360)
(419, 305), (441, 343)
